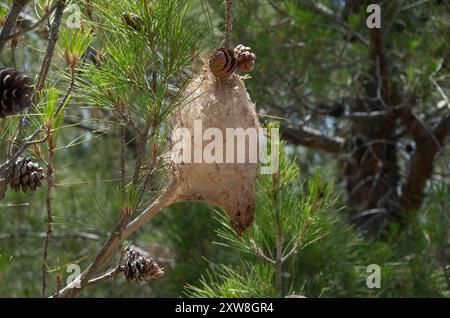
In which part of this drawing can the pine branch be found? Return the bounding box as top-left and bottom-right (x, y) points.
(0, 47), (76, 202)
(3, 2), (58, 42)
(0, 0), (31, 53)
(280, 123), (345, 153)
(35, 0), (66, 93)
(293, 0), (370, 46)
(85, 266), (123, 286)
(224, 0), (234, 48)
(54, 187), (175, 298)
(42, 127), (56, 297)
(250, 239), (275, 265)
(400, 114), (450, 213)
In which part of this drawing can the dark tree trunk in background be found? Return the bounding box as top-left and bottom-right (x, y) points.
(344, 96), (400, 232)
(343, 26), (401, 232)
(278, 1), (450, 235)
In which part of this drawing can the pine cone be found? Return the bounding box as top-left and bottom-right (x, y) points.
(122, 12), (143, 31)
(0, 68), (33, 118)
(234, 44), (256, 72)
(9, 157), (45, 193)
(209, 48), (237, 79)
(123, 248), (164, 282)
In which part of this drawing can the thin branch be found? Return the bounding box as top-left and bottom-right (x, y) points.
(137, 130), (158, 204)
(249, 239), (276, 265)
(0, 0), (30, 53)
(429, 75), (449, 110)
(119, 123), (126, 190)
(294, 0), (370, 46)
(86, 266), (123, 286)
(309, 97), (395, 120)
(224, 0), (234, 48)
(63, 118), (110, 135)
(54, 65), (77, 117)
(274, 202), (284, 293)
(343, 110), (392, 120)
(118, 110), (141, 138)
(280, 123), (345, 153)
(351, 208), (389, 220)
(4, 2), (58, 41)
(42, 127), (56, 297)
(0, 127), (46, 171)
(400, 0), (432, 11)
(0, 231), (104, 241)
(281, 199), (320, 263)
(375, 55), (389, 109)
(0, 170), (11, 202)
(280, 239), (300, 263)
(35, 0), (66, 93)
(132, 121), (151, 186)
(10, 36), (19, 68)
(55, 188), (175, 297)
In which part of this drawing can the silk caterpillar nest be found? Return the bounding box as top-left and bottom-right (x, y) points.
(146, 46), (259, 236)
(157, 68), (260, 236)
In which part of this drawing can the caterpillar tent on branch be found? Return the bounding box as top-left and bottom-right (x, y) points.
(146, 45), (260, 236)
(137, 2), (259, 235)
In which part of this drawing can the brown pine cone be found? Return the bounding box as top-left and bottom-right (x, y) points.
(122, 12), (143, 31)
(209, 48), (237, 79)
(123, 248), (164, 282)
(9, 157), (45, 193)
(0, 68), (33, 118)
(234, 44), (256, 72)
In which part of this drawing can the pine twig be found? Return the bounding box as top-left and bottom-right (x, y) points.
(42, 129), (55, 297)
(137, 127), (158, 204)
(86, 266), (124, 286)
(224, 0), (234, 48)
(10, 35), (19, 69)
(250, 239), (275, 265)
(54, 187), (175, 298)
(86, 248), (127, 287)
(35, 0), (66, 93)
(0, 0), (30, 53)
(41, 63), (79, 296)
(55, 66), (77, 116)
(136, 71), (159, 204)
(132, 121), (151, 186)
(4, 2), (58, 42)
(119, 124), (126, 190)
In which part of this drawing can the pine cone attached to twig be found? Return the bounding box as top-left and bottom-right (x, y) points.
(122, 12), (143, 31)
(9, 157), (45, 193)
(234, 44), (256, 72)
(209, 45), (256, 79)
(209, 48), (237, 79)
(123, 248), (164, 282)
(0, 68), (33, 118)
